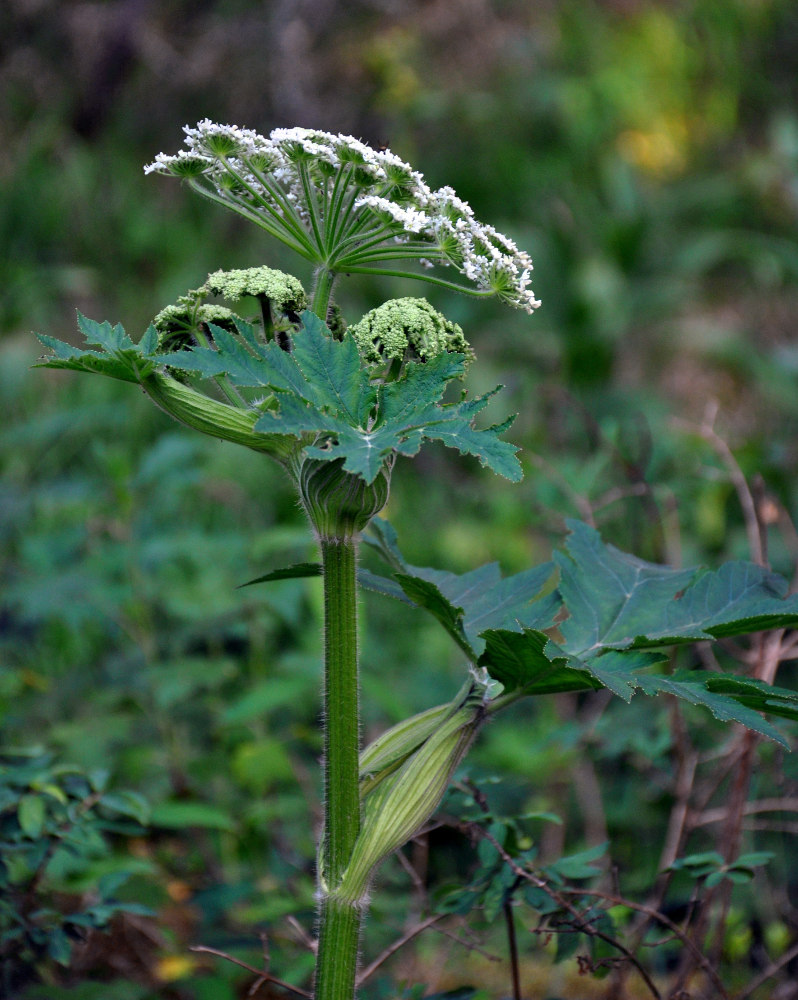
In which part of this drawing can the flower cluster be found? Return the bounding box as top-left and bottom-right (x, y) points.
(145, 121), (541, 314)
(152, 266), (307, 352)
(153, 299), (240, 347)
(202, 266), (307, 315)
(350, 297), (474, 370)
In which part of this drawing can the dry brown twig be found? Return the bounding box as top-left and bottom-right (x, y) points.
(190, 944), (312, 998)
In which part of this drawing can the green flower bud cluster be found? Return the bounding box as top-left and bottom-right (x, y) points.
(202, 266), (307, 317)
(331, 676), (488, 903)
(349, 297), (475, 373)
(153, 298), (241, 352)
(152, 266), (307, 351)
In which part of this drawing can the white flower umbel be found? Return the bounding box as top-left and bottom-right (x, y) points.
(145, 121), (541, 316)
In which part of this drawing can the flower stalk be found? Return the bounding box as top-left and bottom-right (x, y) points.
(311, 267), (338, 323)
(314, 534), (363, 1000)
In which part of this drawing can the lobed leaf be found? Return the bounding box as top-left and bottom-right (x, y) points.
(36, 315), (160, 383)
(365, 519), (798, 744)
(363, 518), (556, 658)
(556, 520), (798, 653)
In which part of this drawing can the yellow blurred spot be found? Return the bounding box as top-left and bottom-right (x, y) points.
(156, 954), (197, 982)
(21, 669), (49, 691)
(363, 28), (421, 110)
(617, 123), (687, 178)
(128, 837), (152, 858)
(166, 879), (193, 903)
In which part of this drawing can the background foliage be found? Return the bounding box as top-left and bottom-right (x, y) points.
(3, 0), (798, 997)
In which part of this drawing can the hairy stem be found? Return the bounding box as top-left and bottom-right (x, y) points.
(314, 535), (362, 999)
(311, 268), (338, 323)
(315, 896), (362, 1000)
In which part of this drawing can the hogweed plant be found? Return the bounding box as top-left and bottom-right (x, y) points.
(37, 124), (798, 999)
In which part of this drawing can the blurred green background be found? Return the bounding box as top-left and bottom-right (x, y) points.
(3, 0), (798, 997)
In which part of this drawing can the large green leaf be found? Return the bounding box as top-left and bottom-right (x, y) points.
(363, 519), (556, 658)
(254, 330), (521, 483)
(475, 522), (798, 744)
(365, 519), (798, 744)
(290, 311), (374, 423)
(557, 520), (798, 651)
(36, 314), (159, 383)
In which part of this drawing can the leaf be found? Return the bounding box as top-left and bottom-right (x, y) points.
(557, 520), (798, 652)
(392, 572), (472, 657)
(473, 520), (798, 744)
(99, 790), (150, 825)
(555, 520), (696, 655)
(357, 567), (414, 603)
(424, 401), (523, 482)
(17, 793), (46, 838)
(362, 519), (556, 657)
(365, 517), (798, 742)
(653, 561), (798, 641)
(150, 801), (235, 831)
(157, 320), (293, 390)
(238, 562), (322, 587)
(459, 566), (558, 647)
(548, 842), (607, 880)
(41, 311), (519, 484)
(290, 312), (375, 423)
(46, 927), (73, 965)
(362, 516), (406, 573)
(77, 312), (136, 352)
(255, 345), (521, 483)
(239, 561), (408, 605)
(478, 629), (666, 699)
(478, 629), (594, 695)
(635, 671), (798, 744)
(35, 314), (158, 383)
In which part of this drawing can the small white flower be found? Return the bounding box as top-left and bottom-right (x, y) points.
(145, 121), (541, 314)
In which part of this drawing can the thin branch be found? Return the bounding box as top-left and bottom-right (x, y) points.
(504, 897), (522, 1000)
(734, 939), (798, 1000)
(691, 796), (798, 827)
(474, 826), (663, 1000)
(190, 945), (312, 998)
(395, 842), (427, 897)
(357, 914), (446, 984)
(556, 888), (730, 1000)
(673, 405), (765, 567)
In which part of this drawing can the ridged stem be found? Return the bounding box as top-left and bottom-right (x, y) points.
(320, 537), (361, 883)
(314, 895), (362, 1000)
(314, 534), (362, 999)
(311, 267), (337, 322)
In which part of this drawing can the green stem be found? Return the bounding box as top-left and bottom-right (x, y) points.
(315, 896), (361, 1000)
(187, 180), (315, 261)
(298, 160), (326, 255)
(311, 268), (337, 321)
(314, 535), (362, 999)
(193, 325), (244, 406)
(339, 265), (496, 298)
(258, 295), (275, 342)
(320, 537), (361, 882)
(140, 372), (294, 461)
